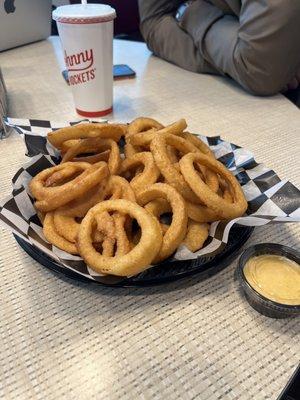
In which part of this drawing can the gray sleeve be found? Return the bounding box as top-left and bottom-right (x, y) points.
(139, 0), (300, 95)
(138, 0), (219, 74)
(181, 0), (300, 95)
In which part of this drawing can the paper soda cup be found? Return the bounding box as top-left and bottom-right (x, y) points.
(53, 4), (116, 117)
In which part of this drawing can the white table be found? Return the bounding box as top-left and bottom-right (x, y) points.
(0, 37), (299, 400)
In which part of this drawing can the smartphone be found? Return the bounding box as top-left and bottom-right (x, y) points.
(113, 64), (136, 80)
(62, 64), (136, 84)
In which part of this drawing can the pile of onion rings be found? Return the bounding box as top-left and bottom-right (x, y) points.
(29, 118), (247, 276)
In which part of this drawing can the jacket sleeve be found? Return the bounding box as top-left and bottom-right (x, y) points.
(138, 0), (219, 74)
(181, 0), (300, 95)
(139, 0), (300, 95)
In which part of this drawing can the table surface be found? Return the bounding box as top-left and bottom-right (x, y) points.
(0, 37), (299, 400)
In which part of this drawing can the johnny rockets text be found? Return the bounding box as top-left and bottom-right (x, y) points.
(64, 49), (96, 86)
(69, 68), (96, 85)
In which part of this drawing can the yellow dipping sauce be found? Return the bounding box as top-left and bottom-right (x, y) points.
(244, 254), (300, 305)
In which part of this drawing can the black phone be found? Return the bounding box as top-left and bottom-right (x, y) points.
(113, 64), (136, 80)
(62, 64), (136, 84)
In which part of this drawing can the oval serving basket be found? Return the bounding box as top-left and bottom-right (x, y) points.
(14, 225), (253, 287)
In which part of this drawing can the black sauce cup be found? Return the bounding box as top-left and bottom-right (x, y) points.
(236, 243), (300, 319)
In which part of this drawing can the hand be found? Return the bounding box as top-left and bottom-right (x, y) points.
(282, 69), (300, 92)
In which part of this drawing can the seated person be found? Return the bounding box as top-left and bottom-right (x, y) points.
(138, 0), (300, 95)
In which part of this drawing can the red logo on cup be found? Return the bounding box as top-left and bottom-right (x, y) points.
(64, 49), (96, 85)
(64, 49), (94, 72)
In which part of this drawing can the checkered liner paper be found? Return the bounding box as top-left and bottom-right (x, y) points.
(1, 117), (299, 283)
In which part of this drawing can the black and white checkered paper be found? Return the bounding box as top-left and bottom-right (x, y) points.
(1, 117), (299, 283)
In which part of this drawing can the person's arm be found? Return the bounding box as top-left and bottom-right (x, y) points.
(181, 0), (300, 95)
(138, 0), (219, 74)
(139, 0), (300, 95)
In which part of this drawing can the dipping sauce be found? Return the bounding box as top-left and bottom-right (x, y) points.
(243, 255), (300, 305)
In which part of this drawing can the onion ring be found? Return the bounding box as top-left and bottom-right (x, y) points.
(144, 198), (171, 216)
(44, 165), (83, 188)
(137, 183), (187, 263)
(104, 175), (136, 202)
(179, 153), (247, 219)
(53, 212), (103, 243)
(218, 177), (234, 203)
(72, 150), (110, 164)
(166, 146), (179, 164)
(183, 221), (209, 252)
(62, 138), (121, 174)
(150, 134), (200, 203)
(113, 213), (131, 256)
(34, 162), (109, 212)
(124, 143), (141, 159)
(223, 188), (233, 203)
(120, 152), (160, 194)
(95, 211), (116, 257)
(154, 119), (187, 136)
(128, 130), (163, 148)
(181, 132), (214, 157)
(77, 199), (163, 276)
(56, 178), (107, 218)
(194, 161), (219, 194)
(53, 213), (80, 243)
(144, 198), (172, 236)
(60, 139), (81, 154)
(127, 117), (163, 137)
(103, 175), (136, 244)
(185, 201), (221, 223)
(30, 162), (91, 200)
(43, 212), (79, 254)
(128, 119), (187, 148)
(47, 123), (126, 149)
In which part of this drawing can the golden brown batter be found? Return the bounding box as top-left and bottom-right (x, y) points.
(244, 255), (300, 305)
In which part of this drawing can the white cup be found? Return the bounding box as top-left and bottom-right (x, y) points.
(53, 4), (116, 117)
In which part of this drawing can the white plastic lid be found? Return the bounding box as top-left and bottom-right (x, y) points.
(53, 4), (116, 23)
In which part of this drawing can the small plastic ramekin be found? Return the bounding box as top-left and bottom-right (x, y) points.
(236, 243), (300, 319)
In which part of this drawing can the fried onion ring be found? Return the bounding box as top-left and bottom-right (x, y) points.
(127, 117), (163, 137)
(137, 183), (187, 263)
(60, 139), (81, 154)
(120, 152), (160, 194)
(30, 162), (91, 200)
(72, 150), (110, 164)
(103, 175), (136, 246)
(179, 153), (247, 219)
(181, 132), (214, 157)
(53, 212), (103, 243)
(183, 221), (209, 252)
(150, 134), (200, 203)
(95, 211), (116, 257)
(144, 198), (171, 216)
(43, 164), (83, 188)
(56, 178), (107, 218)
(104, 175), (136, 202)
(185, 201), (221, 223)
(113, 212), (131, 256)
(47, 123), (126, 149)
(144, 198), (172, 236)
(128, 119), (187, 148)
(53, 213), (80, 243)
(62, 138), (121, 174)
(43, 212), (79, 254)
(77, 199), (163, 276)
(34, 162), (109, 212)
(124, 143), (142, 159)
